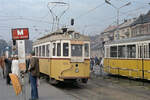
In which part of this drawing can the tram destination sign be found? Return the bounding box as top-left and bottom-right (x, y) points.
(12, 28), (29, 40)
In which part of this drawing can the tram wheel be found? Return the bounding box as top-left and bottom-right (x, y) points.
(49, 77), (59, 85)
(81, 78), (88, 83)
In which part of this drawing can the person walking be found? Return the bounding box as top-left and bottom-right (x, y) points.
(29, 51), (39, 100)
(4, 57), (12, 85)
(94, 56), (99, 66)
(11, 56), (19, 76)
(90, 57), (94, 71)
(99, 57), (104, 76)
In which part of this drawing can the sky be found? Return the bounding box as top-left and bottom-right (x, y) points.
(0, 0), (150, 41)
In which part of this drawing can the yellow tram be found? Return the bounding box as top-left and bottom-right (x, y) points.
(33, 28), (90, 84)
(104, 35), (150, 80)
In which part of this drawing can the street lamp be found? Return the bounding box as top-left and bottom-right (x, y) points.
(105, 0), (131, 39)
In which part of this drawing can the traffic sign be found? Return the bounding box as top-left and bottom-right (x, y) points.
(12, 28), (29, 40)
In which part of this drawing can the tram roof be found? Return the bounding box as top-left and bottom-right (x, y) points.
(105, 35), (150, 45)
(33, 28), (90, 45)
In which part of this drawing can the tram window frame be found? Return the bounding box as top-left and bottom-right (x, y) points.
(36, 47), (38, 56)
(63, 43), (69, 57)
(42, 45), (45, 57)
(57, 43), (61, 56)
(53, 43), (56, 56)
(46, 44), (50, 57)
(110, 46), (117, 57)
(118, 45), (126, 58)
(127, 45), (136, 58)
(39, 46), (41, 57)
(84, 43), (89, 57)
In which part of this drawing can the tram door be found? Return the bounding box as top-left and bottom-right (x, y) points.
(137, 43), (149, 58)
(137, 43), (149, 79)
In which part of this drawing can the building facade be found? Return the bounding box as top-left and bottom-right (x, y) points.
(114, 18), (136, 40)
(131, 11), (150, 37)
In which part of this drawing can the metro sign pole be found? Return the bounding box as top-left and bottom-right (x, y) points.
(12, 28), (29, 100)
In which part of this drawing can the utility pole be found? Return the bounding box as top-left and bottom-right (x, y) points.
(105, 0), (131, 40)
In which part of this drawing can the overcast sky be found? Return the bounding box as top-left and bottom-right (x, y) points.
(0, 0), (150, 41)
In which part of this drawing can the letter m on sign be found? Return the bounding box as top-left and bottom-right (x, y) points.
(17, 29), (24, 35)
(12, 28), (29, 40)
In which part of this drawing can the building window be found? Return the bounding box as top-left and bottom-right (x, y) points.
(63, 43), (69, 56)
(53, 43), (56, 56)
(57, 43), (61, 56)
(127, 45), (136, 58)
(46, 44), (50, 57)
(110, 46), (117, 57)
(42, 45), (45, 57)
(84, 43), (89, 57)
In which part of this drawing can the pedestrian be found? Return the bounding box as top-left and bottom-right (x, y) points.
(99, 57), (104, 76)
(94, 56), (99, 66)
(11, 55), (19, 76)
(90, 57), (94, 71)
(4, 56), (12, 85)
(29, 51), (39, 100)
(26, 55), (30, 83)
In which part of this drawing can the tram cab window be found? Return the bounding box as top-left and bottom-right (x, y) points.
(39, 46), (41, 56)
(127, 45), (136, 58)
(118, 46), (126, 58)
(42, 45), (45, 57)
(84, 43), (89, 57)
(36, 47), (38, 56)
(57, 43), (61, 56)
(71, 44), (82, 57)
(63, 43), (69, 56)
(53, 43), (56, 56)
(46, 44), (50, 57)
(110, 46), (117, 57)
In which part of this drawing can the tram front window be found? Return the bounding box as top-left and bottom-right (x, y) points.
(71, 44), (82, 57)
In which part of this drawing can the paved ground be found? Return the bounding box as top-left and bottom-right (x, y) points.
(0, 72), (77, 100)
(1, 67), (150, 100)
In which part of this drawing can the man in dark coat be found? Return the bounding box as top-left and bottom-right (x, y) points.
(4, 57), (12, 85)
(29, 51), (39, 100)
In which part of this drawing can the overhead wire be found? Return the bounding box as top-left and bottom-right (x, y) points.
(75, 2), (105, 20)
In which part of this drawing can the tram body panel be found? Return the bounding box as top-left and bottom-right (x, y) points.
(39, 58), (90, 81)
(143, 59), (150, 80)
(39, 58), (51, 75)
(104, 58), (143, 78)
(50, 58), (70, 81)
(60, 59), (90, 79)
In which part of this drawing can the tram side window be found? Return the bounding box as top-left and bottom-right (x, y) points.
(36, 47), (38, 56)
(57, 43), (61, 56)
(46, 44), (50, 57)
(149, 44), (150, 58)
(53, 43), (56, 56)
(127, 45), (136, 58)
(39, 46), (41, 56)
(110, 46), (117, 57)
(42, 45), (45, 57)
(63, 43), (69, 56)
(118, 46), (126, 58)
(84, 44), (89, 57)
